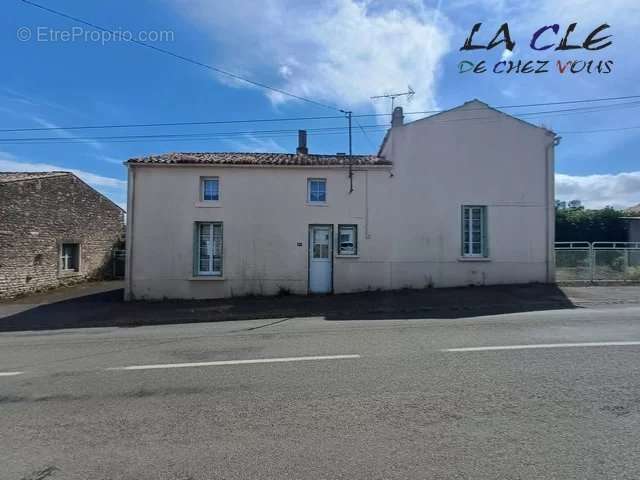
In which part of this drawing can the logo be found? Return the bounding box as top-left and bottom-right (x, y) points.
(458, 23), (613, 75)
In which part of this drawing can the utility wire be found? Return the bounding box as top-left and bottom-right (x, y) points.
(3, 119), (640, 147)
(3, 95), (640, 133)
(0, 115), (347, 133)
(3, 101), (640, 145)
(0, 128), (390, 146)
(558, 125), (640, 134)
(19, 0), (343, 112)
(0, 125), (382, 143)
(353, 117), (377, 151)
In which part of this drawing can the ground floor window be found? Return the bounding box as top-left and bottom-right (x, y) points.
(195, 222), (223, 276)
(462, 206), (488, 257)
(338, 224), (357, 255)
(60, 243), (80, 272)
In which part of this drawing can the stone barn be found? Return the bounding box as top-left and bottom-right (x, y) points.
(0, 171), (125, 299)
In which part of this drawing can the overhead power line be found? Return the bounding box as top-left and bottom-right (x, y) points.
(3, 100), (640, 144)
(557, 125), (640, 134)
(353, 117), (377, 151)
(0, 115), (347, 133)
(0, 125), (380, 143)
(2, 117), (639, 147)
(19, 0), (343, 113)
(3, 95), (640, 133)
(0, 127), (390, 146)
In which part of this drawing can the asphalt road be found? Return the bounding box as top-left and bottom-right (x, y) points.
(2, 305), (640, 479)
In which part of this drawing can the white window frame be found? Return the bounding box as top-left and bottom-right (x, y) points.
(60, 242), (80, 273)
(200, 177), (220, 202)
(195, 222), (223, 276)
(307, 178), (327, 203)
(462, 206), (487, 257)
(337, 224), (358, 256)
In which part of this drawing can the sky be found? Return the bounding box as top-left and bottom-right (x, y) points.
(1, 0), (639, 210)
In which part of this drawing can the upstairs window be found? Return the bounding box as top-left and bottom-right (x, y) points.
(60, 243), (80, 272)
(308, 178), (326, 203)
(462, 206), (488, 257)
(201, 177), (219, 201)
(338, 224), (358, 255)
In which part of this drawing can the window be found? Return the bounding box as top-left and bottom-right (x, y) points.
(201, 177), (219, 201)
(60, 243), (80, 272)
(338, 224), (357, 255)
(195, 222), (223, 276)
(307, 178), (326, 203)
(462, 206), (488, 257)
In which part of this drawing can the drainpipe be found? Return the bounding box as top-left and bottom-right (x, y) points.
(124, 165), (135, 300)
(545, 135), (561, 283)
(365, 169), (370, 238)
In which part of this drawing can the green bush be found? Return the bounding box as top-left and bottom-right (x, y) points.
(556, 206), (629, 242)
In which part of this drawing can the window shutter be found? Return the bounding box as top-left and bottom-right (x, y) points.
(460, 206), (465, 257)
(193, 223), (199, 276)
(482, 207), (489, 257)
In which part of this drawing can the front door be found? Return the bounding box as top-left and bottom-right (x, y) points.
(309, 225), (332, 294)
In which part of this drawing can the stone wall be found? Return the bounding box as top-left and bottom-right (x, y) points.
(0, 174), (125, 298)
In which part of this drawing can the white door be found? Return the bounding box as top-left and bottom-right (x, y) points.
(309, 225), (332, 294)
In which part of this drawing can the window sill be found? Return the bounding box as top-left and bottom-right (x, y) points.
(195, 201), (221, 208)
(335, 255), (359, 259)
(305, 202), (328, 207)
(59, 270), (81, 277)
(458, 257), (491, 262)
(189, 276), (225, 281)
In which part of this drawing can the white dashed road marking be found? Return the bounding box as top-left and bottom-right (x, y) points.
(443, 341), (640, 352)
(106, 354), (361, 371)
(0, 371), (24, 377)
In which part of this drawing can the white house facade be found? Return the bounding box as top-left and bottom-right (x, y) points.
(124, 100), (557, 300)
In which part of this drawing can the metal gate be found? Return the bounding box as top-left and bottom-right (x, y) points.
(112, 249), (126, 279)
(555, 242), (591, 282)
(555, 242), (640, 282)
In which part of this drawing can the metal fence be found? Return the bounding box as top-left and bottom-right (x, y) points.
(555, 242), (640, 282)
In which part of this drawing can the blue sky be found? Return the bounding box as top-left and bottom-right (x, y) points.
(1, 0), (639, 209)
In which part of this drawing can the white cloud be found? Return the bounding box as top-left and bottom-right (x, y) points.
(0, 153), (126, 206)
(500, 49), (513, 61)
(556, 171), (640, 209)
(96, 155), (125, 165)
(31, 116), (103, 150)
(170, 0), (451, 115)
(0, 88), (82, 116)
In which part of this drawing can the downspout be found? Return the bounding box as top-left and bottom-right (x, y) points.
(545, 135), (561, 283)
(365, 169), (370, 238)
(124, 165), (135, 300)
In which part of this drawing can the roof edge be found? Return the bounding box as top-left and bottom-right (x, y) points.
(402, 99), (556, 135)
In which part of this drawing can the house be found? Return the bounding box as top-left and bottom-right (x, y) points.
(623, 218), (640, 243)
(0, 171), (125, 299)
(125, 100), (557, 300)
(620, 204), (640, 243)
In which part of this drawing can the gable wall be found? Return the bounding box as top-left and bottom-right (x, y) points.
(0, 175), (125, 298)
(380, 103), (555, 286)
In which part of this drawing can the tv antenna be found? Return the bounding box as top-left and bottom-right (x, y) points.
(370, 85), (415, 112)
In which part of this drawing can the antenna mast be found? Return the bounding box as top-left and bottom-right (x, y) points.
(370, 85), (415, 113)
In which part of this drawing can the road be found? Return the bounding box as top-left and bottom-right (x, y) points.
(2, 304), (640, 479)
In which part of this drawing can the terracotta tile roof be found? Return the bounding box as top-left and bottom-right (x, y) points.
(0, 171), (70, 183)
(126, 152), (390, 166)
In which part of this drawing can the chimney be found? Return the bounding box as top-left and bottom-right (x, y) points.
(391, 106), (404, 128)
(296, 130), (308, 154)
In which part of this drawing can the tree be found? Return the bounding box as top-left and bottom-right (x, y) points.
(555, 206), (629, 242)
